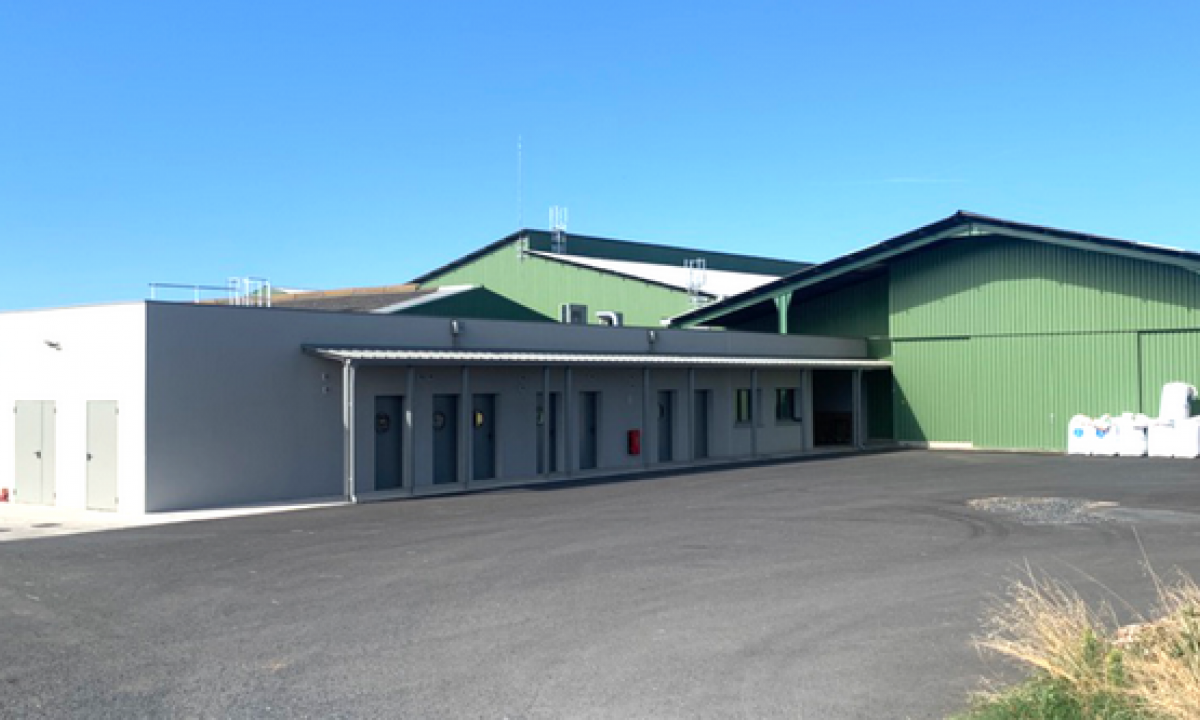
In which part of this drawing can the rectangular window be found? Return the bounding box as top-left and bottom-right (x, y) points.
(775, 388), (802, 423)
(560, 304), (587, 324)
(735, 388), (753, 424)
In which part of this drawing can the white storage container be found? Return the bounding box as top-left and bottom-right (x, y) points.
(1092, 415), (1119, 456)
(1174, 418), (1200, 459)
(1159, 382), (1197, 423)
(1067, 415), (1094, 455)
(1148, 421), (1177, 458)
(1114, 413), (1149, 457)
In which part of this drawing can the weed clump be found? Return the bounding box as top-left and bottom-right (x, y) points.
(952, 567), (1200, 720)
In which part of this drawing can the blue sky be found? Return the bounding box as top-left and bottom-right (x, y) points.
(3, 1), (1199, 309)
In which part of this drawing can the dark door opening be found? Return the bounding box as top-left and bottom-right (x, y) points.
(693, 390), (710, 459)
(657, 390), (674, 462)
(472, 394), (497, 481)
(813, 370), (854, 446)
(536, 392), (560, 474)
(579, 391), (599, 470)
(433, 394), (459, 484)
(374, 395), (404, 490)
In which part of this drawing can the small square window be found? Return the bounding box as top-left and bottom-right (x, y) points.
(735, 388), (753, 424)
(560, 304), (587, 324)
(776, 388), (802, 423)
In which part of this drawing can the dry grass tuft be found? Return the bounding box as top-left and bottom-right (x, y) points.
(1120, 572), (1200, 720)
(976, 569), (1129, 712)
(962, 565), (1200, 719)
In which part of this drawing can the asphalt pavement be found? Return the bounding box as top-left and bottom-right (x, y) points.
(3, 450), (1200, 719)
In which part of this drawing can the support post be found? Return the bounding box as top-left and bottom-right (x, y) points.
(750, 368), (759, 457)
(564, 366), (574, 476)
(852, 368), (865, 450)
(802, 368), (814, 452)
(773, 292), (793, 335)
(685, 367), (696, 462)
(404, 366), (416, 495)
(642, 367), (652, 468)
(461, 366), (472, 487)
(342, 360), (357, 503)
(541, 366), (551, 477)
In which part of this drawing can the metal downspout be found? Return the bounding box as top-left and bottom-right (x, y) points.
(342, 360), (358, 503)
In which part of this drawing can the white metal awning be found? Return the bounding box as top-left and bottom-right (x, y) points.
(304, 346), (892, 369)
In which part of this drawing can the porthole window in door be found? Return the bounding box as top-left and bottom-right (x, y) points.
(433, 411), (446, 430)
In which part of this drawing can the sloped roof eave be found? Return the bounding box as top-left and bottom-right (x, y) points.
(673, 211), (1200, 328)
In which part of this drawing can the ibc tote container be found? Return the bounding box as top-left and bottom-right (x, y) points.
(1092, 415), (1118, 456)
(1067, 415), (1094, 455)
(1114, 413), (1149, 457)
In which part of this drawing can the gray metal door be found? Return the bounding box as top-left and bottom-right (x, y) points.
(472, 394), (496, 481)
(86, 401), (119, 510)
(432, 394), (459, 485)
(579, 392), (599, 470)
(536, 392), (561, 474)
(374, 396), (404, 490)
(693, 390), (710, 459)
(657, 390), (674, 462)
(14, 401), (55, 505)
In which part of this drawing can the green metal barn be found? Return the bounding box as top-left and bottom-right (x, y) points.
(674, 212), (1200, 452)
(411, 229), (808, 328)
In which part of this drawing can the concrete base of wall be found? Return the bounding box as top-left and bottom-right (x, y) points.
(353, 444), (906, 502)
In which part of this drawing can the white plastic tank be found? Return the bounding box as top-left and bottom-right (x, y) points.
(1174, 417), (1200, 459)
(1148, 420), (1177, 458)
(1092, 415), (1119, 456)
(1159, 382), (1197, 423)
(1114, 413), (1150, 457)
(1067, 415), (1094, 455)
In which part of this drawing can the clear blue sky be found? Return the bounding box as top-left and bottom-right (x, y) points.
(3, 1), (1199, 309)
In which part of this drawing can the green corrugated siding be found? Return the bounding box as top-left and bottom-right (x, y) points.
(422, 241), (696, 327)
(892, 237), (1200, 338)
(894, 334), (1140, 451)
(788, 273), (889, 338)
(864, 370), (893, 439)
(893, 339), (973, 443)
(970, 334), (1139, 451)
(1138, 331), (1200, 417)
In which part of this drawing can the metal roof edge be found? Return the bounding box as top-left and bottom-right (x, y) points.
(526, 250), (718, 298)
(371, 284), (480, 314)
(302, 345), (891, 368)
(672, 211), (1200, 328)
(411, 229), (810, 286)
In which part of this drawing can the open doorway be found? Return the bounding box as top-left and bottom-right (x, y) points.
(812, 370), (854, 446)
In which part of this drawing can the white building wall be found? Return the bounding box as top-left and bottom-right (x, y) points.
(0, 304), (148, 512)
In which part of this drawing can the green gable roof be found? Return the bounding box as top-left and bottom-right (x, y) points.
(411, 229), (809, 285)
(672, 211), (1200, 328)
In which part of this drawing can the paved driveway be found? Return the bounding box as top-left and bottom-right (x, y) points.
(3, 451), (1200, 719)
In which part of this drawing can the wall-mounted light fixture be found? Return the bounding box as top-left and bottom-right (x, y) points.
(450, 320), (462, 336)
(647, 330), (657, 344)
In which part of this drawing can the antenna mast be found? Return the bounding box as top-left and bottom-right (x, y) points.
(550, 206), (568, 253)
(517, 135), (523, 229)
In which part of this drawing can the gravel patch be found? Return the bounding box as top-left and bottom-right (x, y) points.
(967, 496), (1117, 525)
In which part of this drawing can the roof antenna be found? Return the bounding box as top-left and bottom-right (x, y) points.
(686, 258), (708, 307)
(550, 206), (568, 253)
(517, 135), (523, 230)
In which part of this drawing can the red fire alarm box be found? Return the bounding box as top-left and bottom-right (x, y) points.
(627, 429), (641, 455)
